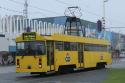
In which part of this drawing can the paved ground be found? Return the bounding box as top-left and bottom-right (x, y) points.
(0, 69), (108, 83)
(109, 58), (125, 68)
(0, 66), (15, 74)
(0, 58), (125, 83)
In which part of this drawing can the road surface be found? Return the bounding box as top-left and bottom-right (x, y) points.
(0, 58), (125, 83)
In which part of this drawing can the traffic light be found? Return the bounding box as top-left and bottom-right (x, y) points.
(97, 20), (102, 32)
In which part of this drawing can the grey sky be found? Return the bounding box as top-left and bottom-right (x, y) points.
(0, 0), (125, 33)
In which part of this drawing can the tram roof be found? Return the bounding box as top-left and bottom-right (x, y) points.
(16, 32), (110, 45)
(45, 34), (110, 45)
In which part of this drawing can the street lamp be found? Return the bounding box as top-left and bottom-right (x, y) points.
(102, 0), (108, 29)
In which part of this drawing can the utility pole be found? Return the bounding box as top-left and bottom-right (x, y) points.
(23, 0), (28, 18)
(23, 0), (30, 32)
(102, 0), (108, 30)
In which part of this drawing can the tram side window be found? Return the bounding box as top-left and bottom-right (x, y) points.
(16, 43), (25, 55)
(64, 42), (71, 51)
(107, 45), (111, 52)
(78, 43), (83, 51)
(70, 42), (77, 51)
(55, 41), (63, 51)
(99, 45), (107, 51)
(84, 44), (108, 52)
(47, 41), (54, 46)
(106, 46), (109, 51)
(36, 42), (46, 55)
(84, 44), (91, 51)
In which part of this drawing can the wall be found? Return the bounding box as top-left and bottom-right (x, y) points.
(0, 35), (9, 51)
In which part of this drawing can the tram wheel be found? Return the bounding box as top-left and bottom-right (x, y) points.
(96, 63), (106, 69)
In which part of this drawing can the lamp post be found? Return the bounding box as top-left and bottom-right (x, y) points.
(102, 0), (108, 30)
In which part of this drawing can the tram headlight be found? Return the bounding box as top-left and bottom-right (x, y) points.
(39, 65), (42, 68)
(16, 65), (20, 68)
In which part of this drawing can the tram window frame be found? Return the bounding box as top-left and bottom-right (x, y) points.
(84, 44), (90, 51)
(78, 43), (84, 51)
(98, 45), (107, 52)
(70, 42), (78, 51)
(64, 42), (71, 51)
(16, 41), (46, 56)
(35, 41), (46, 55)
(55, 41), (64, 51)
(107, 45), (111, 52)
(46, 41), (54, 46)
(84, 44), (108, 52)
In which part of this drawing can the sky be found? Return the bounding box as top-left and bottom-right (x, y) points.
(0, 0), (125, 33)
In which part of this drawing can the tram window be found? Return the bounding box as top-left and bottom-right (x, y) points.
(84, 44), (90, 51)
(105, 46), (108, 51)
(84, 44), (108, 52)
(17, 42), (24, 50)
(107, 45), (111, 51)
(16, 41), (46, 56)
(100, 45), (107, 51)
(55, 41), (63, 51)
(98, 46), (102, 51)
(64, 42), (71, 51)
(47, 41), (53, 46)
(36, 42), (46, 55)
(70, 42), (77, 51)
(78, 43), (83, 51)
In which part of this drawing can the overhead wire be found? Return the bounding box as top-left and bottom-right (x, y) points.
(3, 0), (125, 27)
(54, 0), (125, 27)
(55, 0), (73, 6)
(54, 0), (101, 17)
(8, 0), (24, 4)
(7, 0), (61, 15)
(0, 6), (23, 13)
(0, 6), (46, 17)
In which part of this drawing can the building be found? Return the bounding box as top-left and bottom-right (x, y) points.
(33, 16), (97, 37)
(0, 34), (10, 65)
(0, 15), (125, 53)
(0, 34), (9, 52)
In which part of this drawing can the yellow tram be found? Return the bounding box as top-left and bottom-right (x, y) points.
(16, 32), (112, 74)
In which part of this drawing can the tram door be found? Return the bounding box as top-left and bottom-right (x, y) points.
(47, 41), (54, 71)
(78, 43), (84, 67)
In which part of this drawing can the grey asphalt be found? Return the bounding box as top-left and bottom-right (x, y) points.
(0, 69), (108, 83)
(0, 58), (125, 83)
